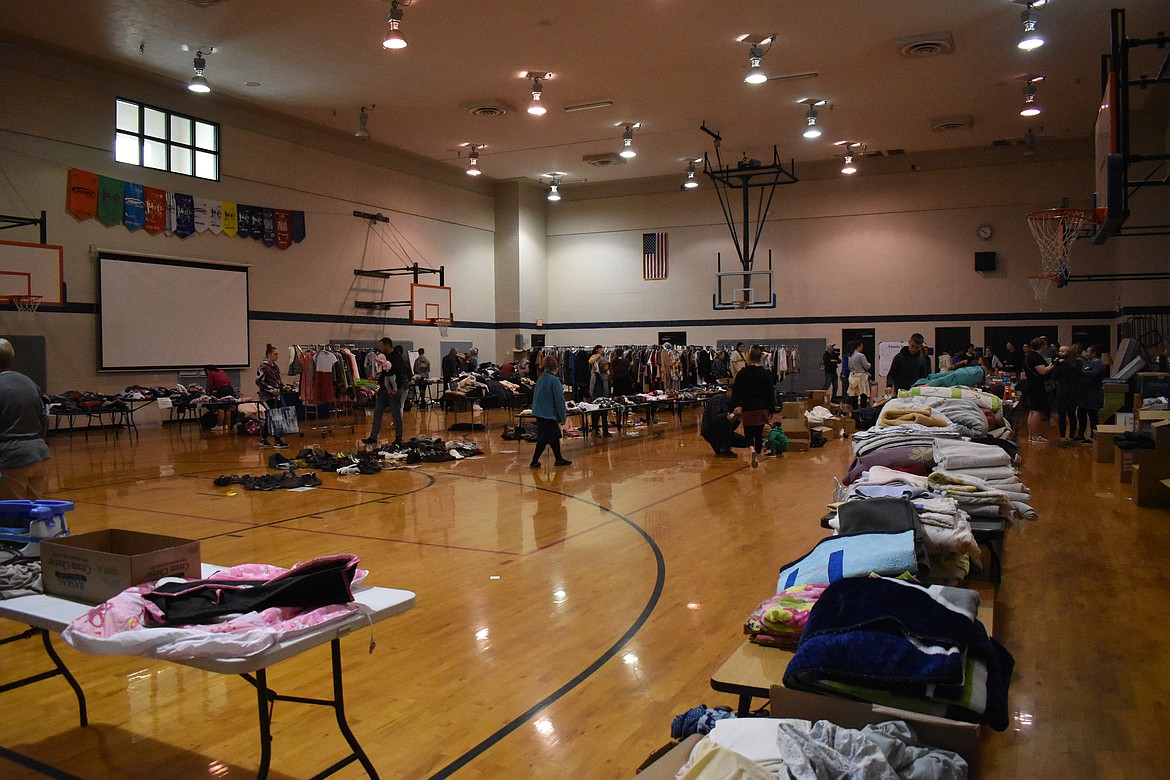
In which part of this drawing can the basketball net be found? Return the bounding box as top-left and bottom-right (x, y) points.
(1025, 208), (1096, 307)
(10, 294), (41, 317)
(431, 317), (451, 337)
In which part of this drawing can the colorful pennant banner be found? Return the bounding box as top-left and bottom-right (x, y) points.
(65, 167), (306, 249)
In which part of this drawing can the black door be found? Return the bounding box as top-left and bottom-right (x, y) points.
(934, 327), (971, 372)
(985, 325), (1058, 359)
(841, 328), (875, 378)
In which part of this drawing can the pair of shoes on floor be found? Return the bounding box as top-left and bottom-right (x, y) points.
(751, 451), (759, 468)
(554, 459), (572, 467)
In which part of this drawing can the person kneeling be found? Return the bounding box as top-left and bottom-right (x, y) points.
(701, 387), (750, 458)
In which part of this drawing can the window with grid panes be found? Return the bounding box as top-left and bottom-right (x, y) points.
(114, 98), (219, 180)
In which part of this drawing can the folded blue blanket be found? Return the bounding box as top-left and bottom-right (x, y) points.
(784, 576), (1014, 730)
(776, 531), (919, 590)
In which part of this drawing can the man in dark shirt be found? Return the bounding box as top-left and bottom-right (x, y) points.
(886, 333), (930, 394)
(1000, 342), (1021, 377)
(700, 387), (749, 457)
(363, 338), (409, 446)
(0, 339), (51, 499)
(441, 347), (462, 385)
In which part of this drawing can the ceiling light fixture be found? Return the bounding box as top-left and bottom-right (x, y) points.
(742, 35), (775, 84)
(619, 124), (639, 159)
(382, 0), (408, 50)
(188, 49), (211, 93)
(547, 176), (562, 202)
(466, 144), (483, 176)
(354, 106), (372, 140)
(839, 143), (861, 174)
(803, 107), (822, 138)
(1018, 4), (1044, 51)
(1020, 82), (1042, 116)
(683, 161), (699, 189)
(527, 73), (550, 116)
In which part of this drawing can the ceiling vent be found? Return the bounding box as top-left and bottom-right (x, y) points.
(886, 148), (907, 156)
(465, 100), (513, 118)
(930, 115), (973, 132)
(582, 152), (625, 167)
(896, 31), (955, 58)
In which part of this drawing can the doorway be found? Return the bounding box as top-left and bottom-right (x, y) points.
(1072, 325), (1111, 353)
(934, 327), (971, 372)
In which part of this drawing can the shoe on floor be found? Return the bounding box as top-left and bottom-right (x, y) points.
(554, 459), (572, 467)
(751, 451), (759, 468)
(274, 441), (289, 449)
(602, 432), (613, 437)
(361, 437), (378, 445)
(529, 461), (541, 468)
(259, 440), (273, 448)
(1030, 435), (1049, 443)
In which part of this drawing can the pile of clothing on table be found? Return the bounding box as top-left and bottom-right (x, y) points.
(0, 500), (74, 599)
(670, 712), (972, 779)
(738, 380), (1019, 733)
(443, 365), (532, 409)
(61, 554), (366, 660)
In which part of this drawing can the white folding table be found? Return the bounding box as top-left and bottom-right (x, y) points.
(0, 564), (415, 779)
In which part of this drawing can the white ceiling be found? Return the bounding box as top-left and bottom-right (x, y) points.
(1, 0), (1167, 185)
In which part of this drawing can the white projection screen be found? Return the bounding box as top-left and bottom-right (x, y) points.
(97, 251), (250, 371)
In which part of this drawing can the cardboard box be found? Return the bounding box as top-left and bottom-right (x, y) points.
(781, 401), (806, 417)
(1115, 412), (1135, 431)
(808, 390), (830, 407)
(1116, 448), (1135, 484)
(1132, 451), (1170, 507)
(41, 529), (201, 604)
(1094, 424), (1129, 463)
(1136, 372), (1170, 399)
(779, 415), (809, 434)
(771, 687), (980, 774)
(787, 438), (810, 452)
(1153, 420), (1170, 449)
(635, 735), (701, 778)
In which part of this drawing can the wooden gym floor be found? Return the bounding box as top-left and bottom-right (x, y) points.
(1, 406), (1168, 779)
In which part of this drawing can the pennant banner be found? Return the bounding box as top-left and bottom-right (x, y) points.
(97, 176), (124, 226)
(62, 169), (304, 248)
(274, 209), (291, 250)
(261, 208), (276, 247)
(144, 187), (167, 235)
(66, 168), (98, 221)
(123, 182), (145, 231)
(290, 210), (306, 243)
(173, 193), (195, 238)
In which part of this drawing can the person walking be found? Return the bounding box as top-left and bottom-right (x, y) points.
(529, 355), (571, 468)
(1076, 345), (1107, 443)
(363, 337), (408, 447)
(0, 339), (51, 500)
(822, 343), (841, 401)
(255, 343), (289, 449)
(730, 345), (775, 469)
(886, 333), (930, 395)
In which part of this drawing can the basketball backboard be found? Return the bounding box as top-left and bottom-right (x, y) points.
(1091, 72), (1126, 243)
(0, 240), (64, 305)
(410, 282), (453, 324)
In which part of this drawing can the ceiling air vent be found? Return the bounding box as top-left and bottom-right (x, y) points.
(465, 101), (513, 118)
(582, 152), (625, 167)
(930, 115), (973, 133)
(896, 31), (955, 58)
(886, 148), (906, 156)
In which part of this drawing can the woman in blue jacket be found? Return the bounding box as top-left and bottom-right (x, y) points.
(529, 355), (572, 468)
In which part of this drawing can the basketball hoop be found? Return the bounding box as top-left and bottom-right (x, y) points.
(733, 300), (749, 311)
(1026, 274), (1059, 304)
(430, 317), (451, 337)
(9, 294), (42, 314)
(1026, 208), (1097, 275)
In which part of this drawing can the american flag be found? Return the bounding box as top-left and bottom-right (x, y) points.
(643, 232), (668, 280)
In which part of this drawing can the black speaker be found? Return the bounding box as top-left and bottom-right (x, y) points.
(975, 251), (997, 272)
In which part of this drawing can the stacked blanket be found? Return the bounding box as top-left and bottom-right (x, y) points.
(743, 583), (828, 649)
(776, 531), (920, 590)
(928, 469), (1036, 520)
(784, 576), (1014, 730)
